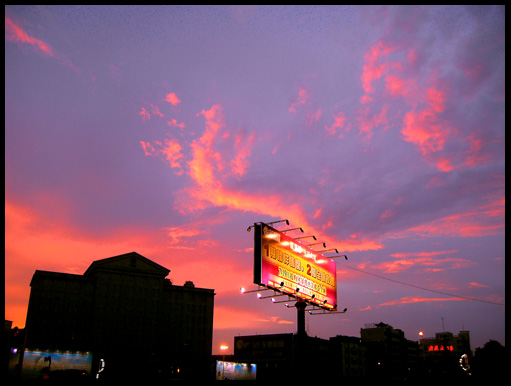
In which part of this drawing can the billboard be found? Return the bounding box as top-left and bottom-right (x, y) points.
(216, 361), (257, 381)
(253, 223), (337, 310)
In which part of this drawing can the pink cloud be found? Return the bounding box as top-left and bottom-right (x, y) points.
(167, 118), (186, 129)
(390, 249), (458, 259)
(5, 16), (55, 57)
(356, 104), (390, 140)
(161, 138), (183, 172)
(5, 16), (79, 72)
(325, 111), (346, 136)
(378, 296), (467, 307)
(140, 138), (184, 175)
(165, 92), (181, 106)
(401, 108), (454, 156)
(140, 141), (157, 156)
(178, 104), (383, 253)
(288, 87), (308, 112)
(470, 282), (489, 288)
(394, 196), (504, 238)
(361, 41), (396, 94)
(230, 132), (256, 177)
(358, 41), (493, 174)
(139, 107), (151, 122)
(384, 75), (416, 98)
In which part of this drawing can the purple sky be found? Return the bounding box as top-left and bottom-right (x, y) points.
(5, 5), (505, 354)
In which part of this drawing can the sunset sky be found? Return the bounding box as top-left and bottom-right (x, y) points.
(5, 5), (504, 355)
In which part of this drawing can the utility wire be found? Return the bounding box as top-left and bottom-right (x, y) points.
(343, 264), (505, 307)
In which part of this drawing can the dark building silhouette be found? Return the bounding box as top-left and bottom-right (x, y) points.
(329, 335), (368, 379)
(23, 252), (215, 381)
(360, 322), (419, 381)
(233, 333), (331, 381)
(419, 330), (472, 378)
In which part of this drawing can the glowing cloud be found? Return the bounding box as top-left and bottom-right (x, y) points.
(378, 296), (467, 307)
(5, 16), (78, 72)
(161, 138), (183, 172)
(139, 107), (151, 122)
(165, 92), (181, 106)
(325, 111), (346, 136)
(5, 16), (55, 57)
(403, 197), (504, 238)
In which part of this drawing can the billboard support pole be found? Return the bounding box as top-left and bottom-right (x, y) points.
(295, 299), (307, 337)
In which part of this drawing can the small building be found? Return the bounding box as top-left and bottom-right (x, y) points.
(360, 322), (419, 381)
(21, 252), (215, 381)
(329, 335), (368, 379)
(233, 332), (331, 381)
(419, 330), (472, 378)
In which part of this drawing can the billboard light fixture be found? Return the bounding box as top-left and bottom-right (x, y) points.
(295, 235), (317, 241)
(259, 292), (286, 300)
(329, 255), (348, 260)
(306, 242), (326, 248)
(272, 296), (295, 304)
(308, 307), (347, 315)
(241, 286), (271, 294)
(267, 219), (289, 226)
(281, 227), (304, 233)
(318, 248), (339, 254)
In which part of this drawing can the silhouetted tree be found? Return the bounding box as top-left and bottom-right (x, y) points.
(471, 340), (505, 380)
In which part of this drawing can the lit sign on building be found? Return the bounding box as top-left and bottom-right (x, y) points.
(253, 223), (337, 310)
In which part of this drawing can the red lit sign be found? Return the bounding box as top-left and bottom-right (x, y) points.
(253, 223), (337, 310)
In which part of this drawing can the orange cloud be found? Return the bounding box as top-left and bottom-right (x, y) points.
(231, 132), (256, 177)
(390, 250), (458, 259)
(378, 296), (467, 307)
(167, 118), (185, 129)
(372, 256), (473, 274)
(5, 16), (79, 72)
(139, 107), (151, 122)
(140, 138), (184, 175)
(165, 92), (181, 106)
(385, 75), (416, 98)
(5, 16), (55, 57)
(140, 141), (157, 156)
(401, 108), (453, 156)
(426, 87), (445, 113)
(161, 138), (183, 171)
(361, 41), (396, 94)
(393, 196), (504, 239)
(170, 103), (384, 253)
(470, 282), (489, 288)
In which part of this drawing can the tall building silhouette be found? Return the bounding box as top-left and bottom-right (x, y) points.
(23, 252), (215, 381)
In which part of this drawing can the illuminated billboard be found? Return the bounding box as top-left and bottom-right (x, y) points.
(253, 222), (337, 310)
(216, 361), (256, 381)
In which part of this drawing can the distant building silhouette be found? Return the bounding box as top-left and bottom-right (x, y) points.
(360, 322), (419, 381)
(419, 330), (472, 378)
(22, 252), (215, 381)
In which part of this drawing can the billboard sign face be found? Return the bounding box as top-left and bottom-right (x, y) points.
(253, 223), (337, 310)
